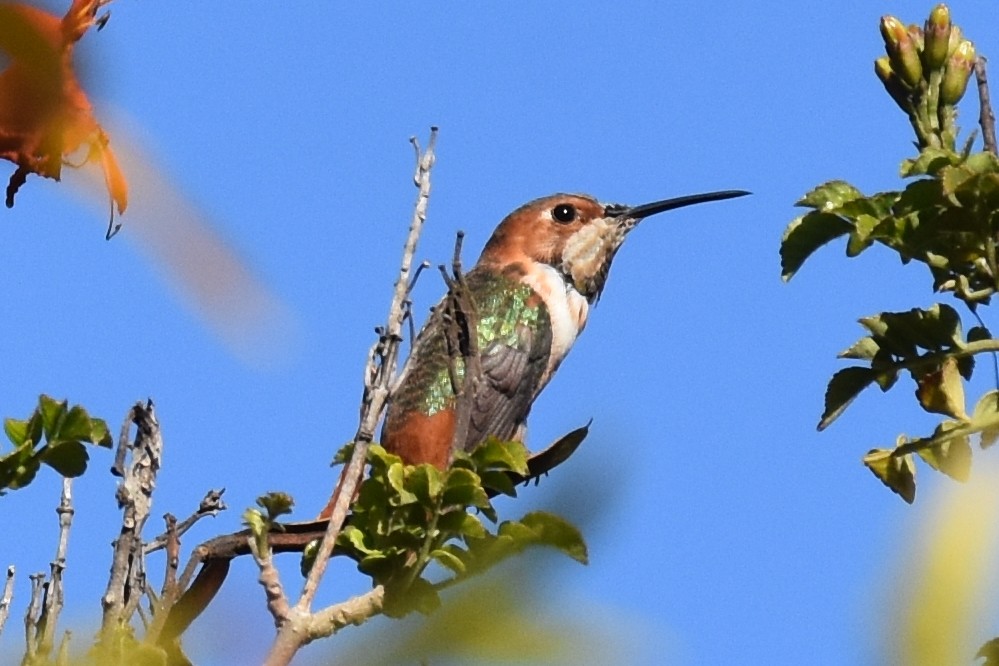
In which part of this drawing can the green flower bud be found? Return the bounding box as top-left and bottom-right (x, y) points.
(880, 15), (923, 87)
(922, 4), (951, 70)
(947, 25), (963, 57)
(940, 40), (976, 105)
(880, 15), (907, 51)
(907, 24), (924, 53)
(875, 57), (911, 111)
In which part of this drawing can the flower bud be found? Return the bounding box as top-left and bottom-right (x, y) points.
(875, 56), (911, 110)
(940, 40), (975, 105)
(907, 24), (924, 52)
(947, 25), (963, 57)
(880, 15), (923, 87)
(922, 4), (951, 70)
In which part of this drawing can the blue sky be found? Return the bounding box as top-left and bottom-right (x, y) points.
(2, 1), (999, 664)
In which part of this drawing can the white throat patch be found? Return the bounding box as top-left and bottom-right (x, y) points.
(521, 264), (589, 377)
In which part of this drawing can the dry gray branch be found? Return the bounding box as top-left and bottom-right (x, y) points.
(145, 489), (226, 556)
(99, 401), (162, 639)
(35, 478), (74, 657)
(264, 127), (439, 666)
(0, 566), (14, 638)
(976, 56), (998, 155)
(23, 572), (45, 663)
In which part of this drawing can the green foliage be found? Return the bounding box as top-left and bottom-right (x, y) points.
(243, 491), (295, 556)
(0, 394), (112, 493)
(335, 440), (587, 618)
(782, 6), (999, 501)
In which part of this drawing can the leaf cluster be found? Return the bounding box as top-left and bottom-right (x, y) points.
(817, 302), (999, 502)
(781, 6), (999, 503)
(782, 149), (999, 307)
(0, 394), (112, 492)
(333, 440), (587, 617)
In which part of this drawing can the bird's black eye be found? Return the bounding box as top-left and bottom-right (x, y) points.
(552, 203), (577, 223)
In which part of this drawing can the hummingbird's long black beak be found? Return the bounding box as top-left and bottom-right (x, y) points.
(609, 190), (750, 220)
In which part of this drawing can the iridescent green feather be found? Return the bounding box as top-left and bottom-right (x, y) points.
(397, 269), (549, 417)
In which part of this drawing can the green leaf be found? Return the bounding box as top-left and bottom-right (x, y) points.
(338, 525), (377, 556)
(4, 418), (28, 446)
(440, 511), (488, 539)
(387, 461), (420, 505)
(963, 151), (999, 174)
(971, 390), (999, 449)
(863, 448), (916, 503)
(913, 357), (967, 420)
(332, 442), (354, 465)
(300, 539), (320, 577)
(38, 395), (67, 440)
(471, 438), (530, 475)
(520, 512), (588, 565)
(845, 214), (880, 256)
(819, 367), (877, 430)
(900, 147), (959, 177)
(479, 469), (517, 497)
(780, 211), (852, 282)
(967, 325), (992, 344)
(442, 468), (490, 509)
(431, 548), (466, 575)
(916, 423), (972, 481)
(0, 449), (40, 490)
(58, 405), (93, 442)
(940, 164), (976, 196)
(90, 418), (113, 448)
(406, 464), (443, 504)
(795, 180), (864, 209)
(838, 336), (880, 360)
(256, 491), (294, 520)
(242, 508), (267, 538)
(40, 441), (88, 478)
(383, 576), (440, 618)
(861, 304), (964, 356)
(26, 413), (42, 447)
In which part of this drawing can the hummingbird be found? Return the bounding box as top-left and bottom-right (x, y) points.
(381, 189), (749, 469)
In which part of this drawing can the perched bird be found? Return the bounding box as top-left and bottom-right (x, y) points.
(382, 190), (748, 468)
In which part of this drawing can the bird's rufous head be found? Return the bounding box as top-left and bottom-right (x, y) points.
(479, 190), (749, 301)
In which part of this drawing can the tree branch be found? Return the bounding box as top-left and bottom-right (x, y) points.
(100, 401), (162, 637)
(35, 478), (75, 656)
(0, 566), (13, 639)
(264, 128), (440, 665)
(144, 489), (226, 555)
(975, 56), (997, 155)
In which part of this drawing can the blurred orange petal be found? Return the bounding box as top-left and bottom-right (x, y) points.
(0, 0), (126, 215)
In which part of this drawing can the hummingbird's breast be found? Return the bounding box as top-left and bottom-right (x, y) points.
(518, 261), (589, 379)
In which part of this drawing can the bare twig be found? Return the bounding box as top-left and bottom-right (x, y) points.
(0, 566), (13, 638)
(162, 514), (180, 597)
(100, 401), (162, 637)
(144, 513), (188, 645)
(23, 572), (45, 663)
(263, 128), (439, 665)
(144, 489), (226, 555)
(438, 230), (482, 461)
(976, 56), (997, 155)
(35, 478), (75, 657)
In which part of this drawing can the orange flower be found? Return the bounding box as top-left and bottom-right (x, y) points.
(0, 0), (127, 223)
